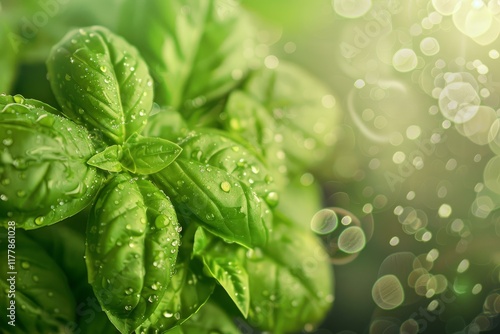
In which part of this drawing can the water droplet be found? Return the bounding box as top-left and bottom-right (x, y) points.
(2, 138), (13, 146)
(125, 305), (132, 311)
(265, 192), (279, 207)
(206, 213), (215, 221)
(32, 275), (39, 282)
(34, 216), (45, 226)
(21, 261), (30, 269)
(220, 181), (231, 192)
(65, 74), (71, 81)
(100, 66), (107, 73)
(163, 311), (173, 318)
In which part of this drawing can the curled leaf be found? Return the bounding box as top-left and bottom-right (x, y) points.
(0, 99), (104, 229)
(136, 255), (215, 333)
(193, 227), (250, 317)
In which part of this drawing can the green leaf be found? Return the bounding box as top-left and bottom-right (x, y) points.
(79, 309), (121, 334)
(0, 100), (105, 229)
(173, 129), (278, 203)
(193, 228), (250, 317)
(275, 174), (323, 230)
(46, 26), (154, 144)
(26, 222), (91, 302)
(87, 145), (123, 173)
(154, 159), (267, 248)
(243, 61), (340, 174)
(142, 107), (190, 143)
(245, 216), (334, 333)
(152, 130), (276, 248)
(119, 0), (254, 114)
(136, 257), (215, 333)
(223, 90), (287, 187)
(164, 301), (241, 334)
(0, 229), (76, 334)
(120, 133), (182, 175)
(86, 173), (181, 333)
(0, 94), (64, 117)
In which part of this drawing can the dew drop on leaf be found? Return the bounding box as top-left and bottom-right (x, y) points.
(34, 216), (45, 226)
(220, 181), (231, 192)
(2, 138), (13, 146)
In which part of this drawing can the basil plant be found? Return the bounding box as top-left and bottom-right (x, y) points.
(0, 1), (339, 333)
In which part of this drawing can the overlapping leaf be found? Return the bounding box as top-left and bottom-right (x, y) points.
(86, 174), (181, 333)
(0, 230), (76, 334)
(136, 255), (215, 334)
(152, 130), (275, 248)
(0, 99), (104, 229)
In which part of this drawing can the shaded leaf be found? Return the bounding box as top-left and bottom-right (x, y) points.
(0, 229), (76, 334)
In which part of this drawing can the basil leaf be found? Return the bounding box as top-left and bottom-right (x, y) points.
(175, 129), (278, 203)
(26, 222), (91, 302)
(119, 0), (254, 114)
(275, 174), (323, 230)
(193, 228), (250, 317)
(120, 133), (182, 175)
(223, 90), (287, 187)
(86, 174), (181, 333)
(79, 309), (121, 334)
(0, 101), (104, 229)
(46, 26), (154, 144)
(243, 61), (340, 174)
(87, 145), (124, 173)
(0, 94), (64, 117)
(0, 229), (76, 334)
(153, 158), (267, 248)
(164, 301), (241, 334)
(142, 108), (190, 143)
(245, 216), (334, 333)
(136, 257), (215, 333)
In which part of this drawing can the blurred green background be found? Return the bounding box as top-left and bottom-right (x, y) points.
(3, 0), (500, 333)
